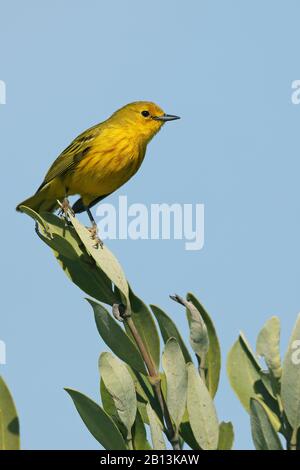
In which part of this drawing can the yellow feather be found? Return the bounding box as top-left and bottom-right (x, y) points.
(16, 101), (179, 213)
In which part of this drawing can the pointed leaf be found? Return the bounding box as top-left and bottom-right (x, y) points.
(227, 332), (281, 432)
(179, 422), (201, 450)
(150, 305), (192, 363)
(227, 334), (270, 412)
(281, 313), (300, 431)
(187, 293), (221, 397)
(0, 377), (20, 450)
(250, 398), (283, 450)
(65, 388), (126, 450)
(99, 353), (137, 439)
(187, 363), (219, 450)
(180, 409), (201, 450)
(256, 317), (282, 379)
(132, 410), (152, 450)
(257, 397), (281, 432)
(127, 368), (155, 406)
(185, 299), (209, 358)
(218, 421), (234, 450)
(69, 211), (130, 307)
(26, 209), (117, 305)
(146, 404), (166, 450)
(126, 367), (163, 425)
(89, 299), (147, 374)
(100, 378), (128, 441)
(100, 378), (118, 418)
(162, 338), (188, 430)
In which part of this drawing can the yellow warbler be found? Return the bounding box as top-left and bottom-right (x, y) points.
(16, 101), (180, 221)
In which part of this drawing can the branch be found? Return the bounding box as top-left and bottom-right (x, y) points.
(114, 303), (180, 450)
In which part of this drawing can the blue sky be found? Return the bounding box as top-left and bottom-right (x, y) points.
(1, 0), (300, 449)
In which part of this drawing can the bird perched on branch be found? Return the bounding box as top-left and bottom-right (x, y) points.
(16, 101), (180, 245)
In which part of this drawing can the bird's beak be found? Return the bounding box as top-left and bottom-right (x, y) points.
(152, 113), (180, 122)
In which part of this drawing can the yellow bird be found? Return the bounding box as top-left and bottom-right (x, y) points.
(16, 101), (180, 242)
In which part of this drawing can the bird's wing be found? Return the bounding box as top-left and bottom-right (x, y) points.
(37, 123), (101, 192)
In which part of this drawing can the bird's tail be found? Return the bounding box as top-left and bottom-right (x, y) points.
(16, 189), (58, 214)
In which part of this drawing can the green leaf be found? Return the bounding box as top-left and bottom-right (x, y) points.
(187, 293), (221, 397)
(218, 421), (234, 450)
(185, 299), (209, 359)
(150, 305), (192, 363)
(250, 398), (283, 450)
(65, 388), (126, 450)
(179, 409), (201, 450)
(227, 333), (281, 431)
(0, 377), (20, 450)
(100, 379), (128, 439)
(281, 313), (300, 432)
(256, 317), (282, 379)
(25, 209), (117, 305)
(146, 403), (166, 450)
(88, 299), (147, 374)
(127, 287), (160, 371)
(127, 368), (155, 406)
(259, 370), (277, 399)
(179, 422), (200, 450)
(100, 378), (117, 418)
(19, 205), (52, 233)
(162, 338), (188, 431)
(132, 410), (152, 450)
(99, 353), (137, 440)
(126, 367), (163, 425)
(69, 211), (130, 307)
(187, 363), (219, 450)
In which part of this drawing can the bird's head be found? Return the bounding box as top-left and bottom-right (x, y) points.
(110, 101), (180, 142)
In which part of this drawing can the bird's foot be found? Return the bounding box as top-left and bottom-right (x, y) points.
(88, 222), (104, 249)
(58, 198), (74, 220)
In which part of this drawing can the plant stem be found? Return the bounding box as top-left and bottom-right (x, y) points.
(124, 315), (179, 450)
(290, 427), (298, 450)
(126, 316), (157, 376)
(126, 435), (133, 450)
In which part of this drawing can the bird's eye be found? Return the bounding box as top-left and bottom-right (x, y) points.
(141, 110), (150, 117)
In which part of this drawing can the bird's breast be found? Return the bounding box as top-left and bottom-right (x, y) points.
(67, 134), (146, 197)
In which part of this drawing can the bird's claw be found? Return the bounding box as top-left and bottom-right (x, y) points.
(88, 223), (104, 249)
(58, 198), (74, 222)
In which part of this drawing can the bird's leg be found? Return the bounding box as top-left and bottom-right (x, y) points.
(59, 198), (73, 216)
(58, 194), (74, 221)
(86, 207), (103, 249)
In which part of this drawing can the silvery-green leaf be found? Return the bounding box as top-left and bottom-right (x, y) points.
(256, 397), (282, 432)
(187, 293), (221, 397)
(162, 338), (188, 430)
(146, 403), (166, 450)
(227, 332), (281, 431)
(176, 296), (209, 359)
(188, 311), (209, 358)
(23, 208), (118, 305)
(250, 398), (283, 450)
(99, 353), (137, 440)
(281, 313), (300, 432)
(69, 211), (130, 308)
(187, 363), (219, 450)
(256, 317), (282, 379)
